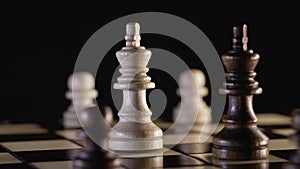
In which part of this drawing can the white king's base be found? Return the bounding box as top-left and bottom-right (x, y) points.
(108, 137), (163, 151)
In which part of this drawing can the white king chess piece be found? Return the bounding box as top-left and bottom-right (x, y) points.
(108, 22), (163, 151)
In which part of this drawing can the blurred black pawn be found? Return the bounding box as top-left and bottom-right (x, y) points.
(282, 109), (300, 169)
(73, 106), (121, 169)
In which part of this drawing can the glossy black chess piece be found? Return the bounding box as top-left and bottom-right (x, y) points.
(212, 25), (269, 160)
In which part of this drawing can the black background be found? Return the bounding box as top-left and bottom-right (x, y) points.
(1, 1), (299, 129)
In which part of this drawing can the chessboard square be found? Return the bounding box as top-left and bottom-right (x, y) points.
(161, 166), (220, 169)
(269, 138), (297, 150)
(0, 123), (42, 130)
(270, 163), (288, 169)
(31, 160), (73, 169)
(155, 121), (223, 136)
(271, 128), (297, 137)
(0, 163), (33, 169)
(16, 149), (80, 162)
(163, 133), (212, 146)
(174, 143), (211, 154)
(0, 139), (82, 152)
(257, 113), (291, 126)
(163, 155), (206, 167)
(163, 149), (183, 156)
(121, 154), (205, 169)
(0, 153), (22, 164)
(117, 148), (188, 159)
(55, 130), (82, 141)
(120, 156), (164, 168)
(191, 153), (287, 165)
(271, 150), (295, 160)
(0, 145), (7, 152)
(0, 133), (61, 142)
(0, 123), (48, 135)
(260, 128), (288, 139)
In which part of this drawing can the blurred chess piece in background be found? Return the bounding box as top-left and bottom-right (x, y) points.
(173, 69), (211, 133)
(62, 72), (98, 129)
(73, 105), (121, 169)
(282, 109), (300, 169)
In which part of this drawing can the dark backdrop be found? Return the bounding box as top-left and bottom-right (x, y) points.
(1, 1), (299, 129)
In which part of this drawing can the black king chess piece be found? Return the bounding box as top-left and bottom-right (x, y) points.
(212, 25), (269, 160)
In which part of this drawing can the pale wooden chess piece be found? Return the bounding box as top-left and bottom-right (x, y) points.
(62, 71), (98, 129)
(108, 22), (163, 151)
(173, 69), (211, 133)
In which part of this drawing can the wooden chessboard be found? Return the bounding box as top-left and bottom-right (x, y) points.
(0, 112), (297, 169)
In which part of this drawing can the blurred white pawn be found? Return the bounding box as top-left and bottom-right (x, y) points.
(62, 71), (98, 129)
(173, 69), (211, 133)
